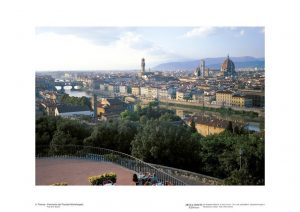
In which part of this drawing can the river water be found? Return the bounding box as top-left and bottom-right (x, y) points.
(160, 105), (262, 132)
(55, 86), (92, 98)
(55, 86), (262, 132)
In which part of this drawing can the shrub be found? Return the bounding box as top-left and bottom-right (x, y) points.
(52, 182), (68, 186)
(88, 172), (117, 185)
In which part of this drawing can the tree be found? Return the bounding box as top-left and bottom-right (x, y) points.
(131, 120), (201, 172)
(226, 121), (233, 133)
(149, 100), (159, 108)
(56, 119), (92, 146)
(233, 125), (240, 134)
(199, 132), (264, 185)
(84, 120), (138, 154)
(139, 115), (148, 125)
(49, 130), (76, 155)
(60, 94), (91, 108)
(120, 110), (139, 121)
(36, 116), (60, 146)
(190, 119), (197, 133)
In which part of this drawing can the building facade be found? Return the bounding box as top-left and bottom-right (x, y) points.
(108, 84), (119, 93)
(55, 105), (93, 117)
(131, 86), (140, 96)
(200, 59), (205, 77)
(119, 85), (128, 94)
(100, 83), (107, 91)
(231, 94), (253, 107)
(216, 90), (233, 106)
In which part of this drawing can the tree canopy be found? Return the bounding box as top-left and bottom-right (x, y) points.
(36, 103), (264, 185)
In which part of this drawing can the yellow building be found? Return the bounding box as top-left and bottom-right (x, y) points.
(176, 89), (191, 101)
(188, 116), (243, 137)
(176, 90), (185, 101)
(195, 123), (225, 136)
(216, 91), (233, 106)
(96, 105), (106, 116)
(96, 98), (126, 120)
(131, 86), (140, 96)
(178, 77), (197, 82)
(231, 94), (253, 107)
(197, 85), (211, 90)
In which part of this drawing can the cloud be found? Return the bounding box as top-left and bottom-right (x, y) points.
(113, 31), (182, 61)
(36, 27), (132, 46)
(35, 31), (182, 70)
(183, 27), (216, 38)
(233, 29), (245, 37)
(116, 32), (153, 50)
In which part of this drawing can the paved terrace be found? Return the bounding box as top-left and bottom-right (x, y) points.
(36, 158), (135, 185)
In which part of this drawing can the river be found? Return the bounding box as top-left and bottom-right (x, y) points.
(55, 86), (92, 98)
(160, 104), (263, 132)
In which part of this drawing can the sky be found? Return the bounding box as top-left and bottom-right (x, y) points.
(36, 27), (264, 71)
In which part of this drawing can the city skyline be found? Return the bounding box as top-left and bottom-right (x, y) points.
(36, 27), (264, 71)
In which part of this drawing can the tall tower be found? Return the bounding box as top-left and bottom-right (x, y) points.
(200, 59), (205, 77)
(141, 58), (145, 75)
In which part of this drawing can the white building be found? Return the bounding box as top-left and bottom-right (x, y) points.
(131, 86), (140, 96)
(108, 84), (119, 93)
(119, 85), (128, 94)
(140, 86), (149, 97)
(204, 94), (216, 103)
(149, 87), (159, 99)
(158, 88), (168, 100)
(55, 105), (93, 117)
(100, 83), (107, 91)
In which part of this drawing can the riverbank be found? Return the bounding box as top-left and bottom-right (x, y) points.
(159, 101), (262, 118)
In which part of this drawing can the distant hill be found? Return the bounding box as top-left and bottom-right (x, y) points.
(152, 56), (265, 71)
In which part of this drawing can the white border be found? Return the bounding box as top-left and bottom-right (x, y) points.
(1, 0), (300, 211)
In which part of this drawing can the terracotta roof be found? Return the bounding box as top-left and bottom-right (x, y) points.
(216, 90), (233, 94)
(232, 93), (245, 97)
(221, 56), (235, 71)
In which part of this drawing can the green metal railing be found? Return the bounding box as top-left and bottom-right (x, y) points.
(36, 145), (186, 185)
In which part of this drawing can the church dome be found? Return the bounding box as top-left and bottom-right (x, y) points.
(221, 55), (236, 76)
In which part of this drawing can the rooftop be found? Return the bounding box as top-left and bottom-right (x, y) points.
(56, 105), (90, 113)
(216, 90), (233, 94)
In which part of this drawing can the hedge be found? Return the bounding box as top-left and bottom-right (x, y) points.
(52, 182), (68, 186)
(88, 172), (117, 185)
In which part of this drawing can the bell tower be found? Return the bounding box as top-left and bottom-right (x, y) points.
(141, 58), (145, 75)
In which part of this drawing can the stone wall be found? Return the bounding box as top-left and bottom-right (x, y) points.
(150, 163), (224, 185)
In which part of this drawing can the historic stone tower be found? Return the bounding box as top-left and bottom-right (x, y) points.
(141, 58), (145, 75)
(200, 59), (205, 77)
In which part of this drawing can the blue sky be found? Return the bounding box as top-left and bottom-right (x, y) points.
(36, 27), (264, 70)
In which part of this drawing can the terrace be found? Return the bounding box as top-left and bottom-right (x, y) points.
(36, 145), (222, 186)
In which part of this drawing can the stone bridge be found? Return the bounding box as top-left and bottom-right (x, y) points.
(54, 81), (83, 90)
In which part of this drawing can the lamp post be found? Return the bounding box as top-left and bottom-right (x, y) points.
(239, 148), (243, 170)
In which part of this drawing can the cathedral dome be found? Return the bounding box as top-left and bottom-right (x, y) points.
(221, 55), (236, 76)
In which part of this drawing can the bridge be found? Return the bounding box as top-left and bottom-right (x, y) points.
(36, 145), (223, 185)
(54, 81), (84, 90)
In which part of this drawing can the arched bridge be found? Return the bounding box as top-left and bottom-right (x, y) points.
(54, 81), (83, 90)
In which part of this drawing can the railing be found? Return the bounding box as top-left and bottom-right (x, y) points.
(149, 163), (224, 185)
(36, 145), (186, 185)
